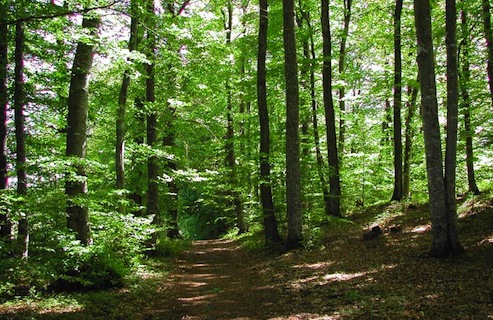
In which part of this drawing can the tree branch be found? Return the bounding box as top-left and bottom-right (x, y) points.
(0, 1), (122, 27)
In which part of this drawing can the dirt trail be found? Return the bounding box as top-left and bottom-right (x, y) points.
(146, 239), (301, 320)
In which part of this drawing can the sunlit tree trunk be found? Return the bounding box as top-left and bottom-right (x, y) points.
(482, 0), (493, 109)
(414, 0), (462, 257)
(14, 22), (28, 258)
(258, 0), (281, 244)
(391, 0), (404, 201)
(283, 0), (303, 249)
(338, 0), (352, 158)
(66, 15), (100, 245)
(321, 0), (342, 217)
(459, 8), (480, 195)
(116, 0), (139, 213)
(0, 8), (11, 239)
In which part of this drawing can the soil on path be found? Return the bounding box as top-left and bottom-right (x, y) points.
(147, 239), (300, 320)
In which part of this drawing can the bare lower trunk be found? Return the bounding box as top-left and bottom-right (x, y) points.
(283, 0), (303, 249)
(321, 0), (341, 217)
(459, 8), (481, 195)
(257, 0), (281, 244)
(66, 16), (100, 245)
(403, 79), (419, 197)
(391, 0), (403, 201)
(414, 0), (462, 257)
(14, 22), (28, 258)
(0, 8), (11, 239)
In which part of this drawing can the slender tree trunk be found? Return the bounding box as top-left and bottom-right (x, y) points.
(414, 0), (462, 257)
(66, 16), (100, 245)
(392, 0), (404, 201)
(258, 0), (281, 244)
(0, 8), (11, 239)
(403, 79), (419, 197)
(283, 0), (303, 249)
(482, 0), (493, 109)
(14, 22), (28, 258)
(224, 0), (246, 234)
(338, 0), (352, 157)
(459, 8), (481, 195)
(145, 1), (159, 223)
(321, 0), (342, 217)
(444, 0), (463, 255)
(300, 11), (331, 217)
(116, 1), (139, 214)
(116, 1), (139, 189)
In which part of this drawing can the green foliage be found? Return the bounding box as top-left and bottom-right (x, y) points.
(153, 235), (190, 258)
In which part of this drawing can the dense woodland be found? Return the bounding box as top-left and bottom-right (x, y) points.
(0, 0), (493, 302)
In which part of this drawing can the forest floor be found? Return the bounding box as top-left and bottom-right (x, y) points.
(0, 195), (492, 319)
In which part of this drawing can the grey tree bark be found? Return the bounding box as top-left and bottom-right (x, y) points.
(283, 0), (303, 249)
(66, 15), (100, 245)
(414, 0), (463, 257)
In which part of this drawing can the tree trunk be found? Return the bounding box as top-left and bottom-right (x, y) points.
(224, 0), (246, 234)
(299, 10), (331, 217)
(116, 1), (139, 188)
(116, 0), (139, 213)
(444, 0), (463, 256)
(14, 22), (28, 258)
(391, 0), (404, 201)
(459, 8), (480, 195)
(146, 10), (159, 224)
(321, 0), (342, 217)
(414, 0), (462, 257)
(66, 16), (100, 245)
(338, 0), (352, 157)
(403, 78), (419, 197)
(482, 0), (493, 109)
(0, 8), (11, 239)
(258, 0), (281, 244)
(283, 0), (303, 249)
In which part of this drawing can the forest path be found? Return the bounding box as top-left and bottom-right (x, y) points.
(146, 239), (302, 320)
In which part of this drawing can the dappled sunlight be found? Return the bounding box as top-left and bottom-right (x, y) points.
(323, 271), (367, 282)
(409, 224), (431, 233)
(293, 262), (333, 270)
(479, 233), (493, 245)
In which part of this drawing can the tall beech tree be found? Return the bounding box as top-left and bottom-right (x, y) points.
(257, 0), (281, 244)
(414, 0), (463, 257)
(145, 9), (159, 227)
(321, 0), (341, 217)
(224, 0), (246, 234)
(14, 21), (28, 258)
(66, 15), (100, 245)
(338, 0), (352, 157)
(391, 0), (403, 201)
(283, 0), (303, 249)
(0, 7), (11, 239)
(459, 7), (481, 195)
(116, 0), (139, 203)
